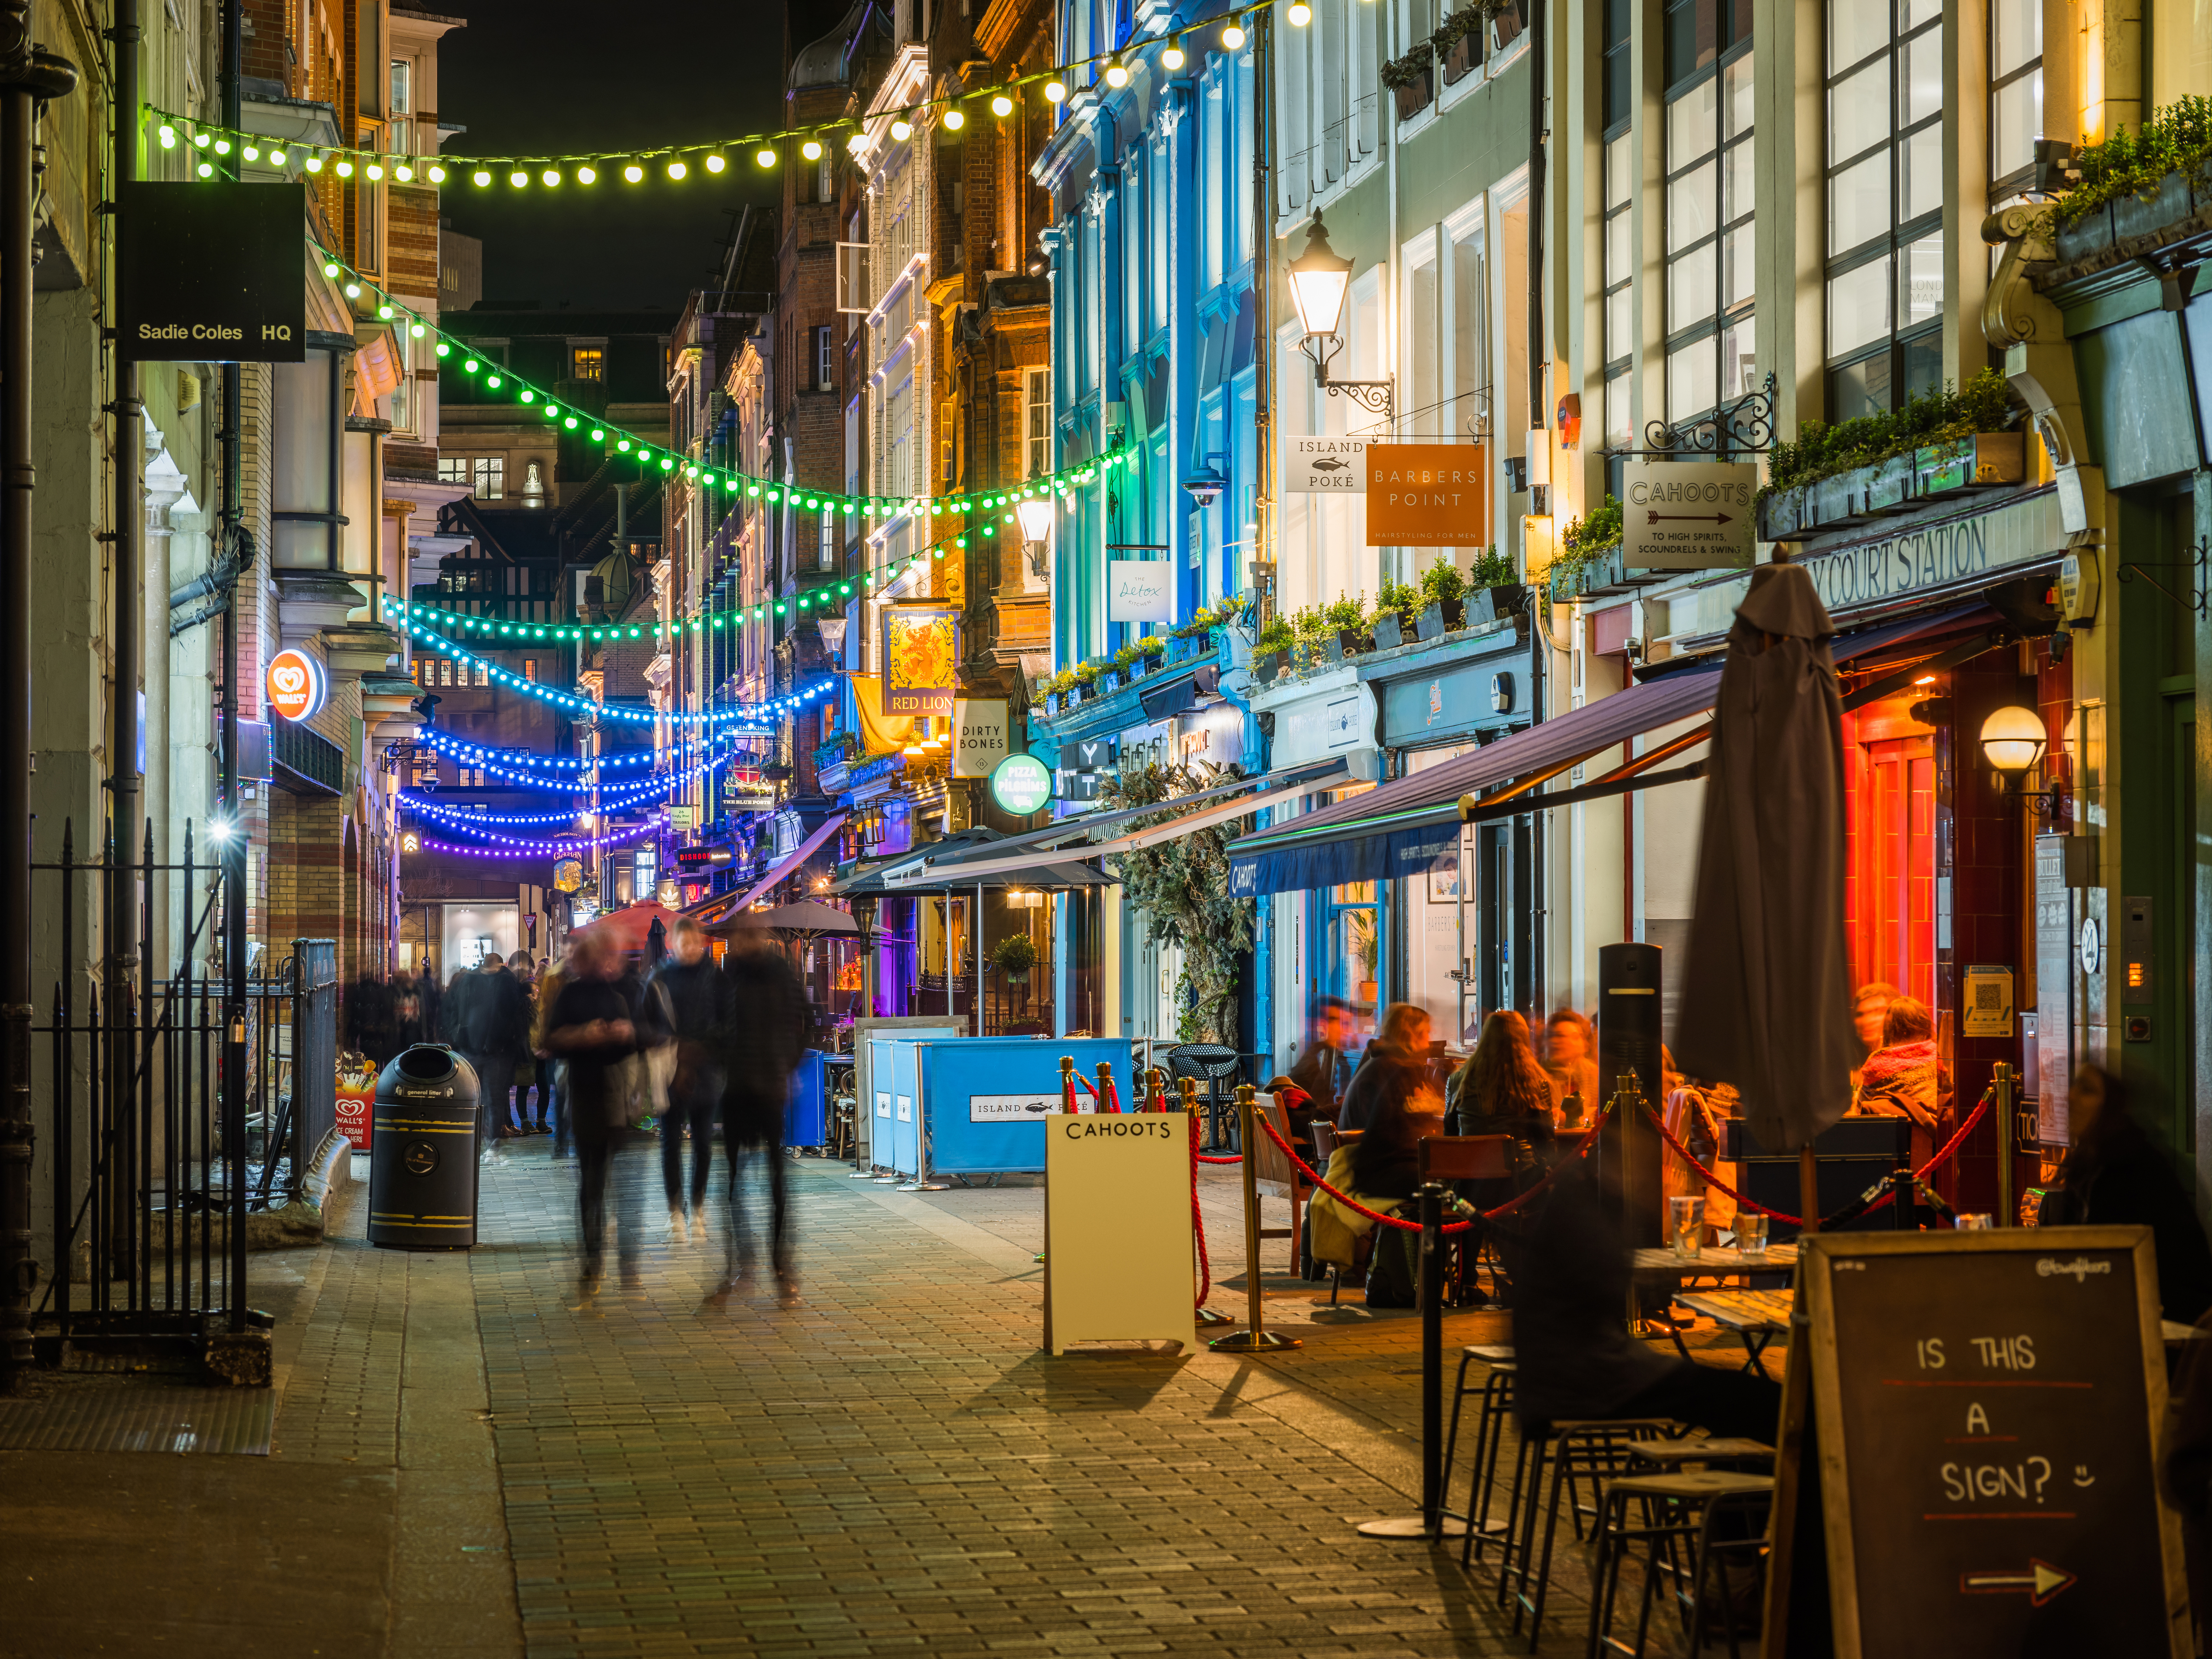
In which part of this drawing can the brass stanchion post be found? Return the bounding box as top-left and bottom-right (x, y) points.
(1186, 1075), (1232, 1329)
(1096, 1060), (1118, 1114)
(1210, 1085), (1300, 1352)
(1992, 1061), (2016, 1227)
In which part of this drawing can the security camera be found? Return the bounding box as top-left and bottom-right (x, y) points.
(1183, 477), (1222, 509)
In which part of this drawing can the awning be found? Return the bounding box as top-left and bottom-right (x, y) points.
(1226, 599), (1996, 898)
(719, 811), (848, 917)
(888, 762), (1351, 886)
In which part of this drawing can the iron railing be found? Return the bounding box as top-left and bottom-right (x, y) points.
(29, 819), (337, 1360)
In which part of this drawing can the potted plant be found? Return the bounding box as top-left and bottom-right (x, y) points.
(1434, 4), (1485, 84)
(992, 933), (1038, 982)
(1286, 602), (1329, 669)
(1382, 48), (1433, 122)
(1252, 615), (1294, 683)
(1138, 633), (1168, 672)
(1322, 592), (1370, 662)
(1112, 641), (1145, 681)
(1070, 660), (1102, 706)
(1371, 577), (1422, 650)
(1415, 559), (1467, 640)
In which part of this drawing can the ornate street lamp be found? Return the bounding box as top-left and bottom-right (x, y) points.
(1288, 211), (1393, 425)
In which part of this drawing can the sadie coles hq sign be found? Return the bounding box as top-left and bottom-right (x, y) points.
(119, 182), (306, 364)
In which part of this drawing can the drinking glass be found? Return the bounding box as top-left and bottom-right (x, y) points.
(1669, 1195), (1704, 1260)
(1735, 1212), (1769, 1259)
(1956, 1213), (1994, 1231)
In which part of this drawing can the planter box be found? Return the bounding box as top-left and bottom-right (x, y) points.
(1099, 671), (1123, 695)
(1441, 28), (1481, 84)
(1864, 453), (1916, 515)
(1759, 484), (1806, 543)
(1138, 651), (1167, 677)
(1066, 684), (1091, 709)
(1414, 597), (1465, 641)
(1043, 692), (1062, 719)
(2111, 170), (2194, 243)
(1914, 432), (2026, 496)
(2053, 203), (2115, 265)
(1804, 470), (1869, 532)
(1487, 582), (1530, 617)
(1322, 626), (1370, 664)
(1253, 649), (1285, 685)
(1491, 1), (1524, 50)
(1392, 67), (1433, 122)
(1373, 612), (1410, 651)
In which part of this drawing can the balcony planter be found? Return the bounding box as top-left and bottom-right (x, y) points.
(1253, 648), (1286, 685)
(1915, 432), (2026, 495)
(1392, 67), (1434, 122)
(1414, 597), (1465, 641)
(1098, 671), (1123, 696)
(2053, 202), (2115, 265)
(1486, 583), (1530, 617)
(1322, 626), (1371, 664)
(1064, 684), (1088, 711)
(1864, 453), (1916, 515)
(1373, 612), (1411, 651)
(1441, 27), (1481, 84)
(1491, 0), (1525, 51)
(1043, 692), (1063, 719)
(1759, 483), (1806, 543)
(2111, 170), (2194, 243)
(1804, 469), (1868, 532)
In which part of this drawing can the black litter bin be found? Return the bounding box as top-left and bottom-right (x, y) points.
(369, 1044), (481, 1249)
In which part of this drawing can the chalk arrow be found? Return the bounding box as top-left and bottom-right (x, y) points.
(1646, 511), (1735, 526)
(1961, 1560), (2077, 1607)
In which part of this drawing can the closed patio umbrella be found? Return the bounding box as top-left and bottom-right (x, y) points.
(1673, 563), (1858, 1157)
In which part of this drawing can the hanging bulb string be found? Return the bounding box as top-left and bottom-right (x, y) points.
(401, 739), (752, 814)
(147, 6), (1280, 177)
(304, 245), (1132, 527)
(399, 615), (837, 726)
(414, 817), (667, 858)
(415, 723), (761, 773)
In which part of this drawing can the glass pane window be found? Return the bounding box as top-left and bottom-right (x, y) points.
(1824, 0), (1942, 414)
(1605, 371), (1635, 452)
(1602, 132), (1633, 371)
(1663, 24), (1752, 437)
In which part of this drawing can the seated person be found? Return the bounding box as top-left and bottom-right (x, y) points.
(1347, 1066), (1447, 1307)
(1339, 1002), (1433, 1132)
(1853, 994), (1951, 1168)
(1510, 1155), (1780, 1443)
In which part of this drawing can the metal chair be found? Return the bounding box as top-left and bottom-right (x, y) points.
(1417, 1135), (1512, 1305)
(1505, 1418), (1674, 1649)
(1166, 1042), (1242, 1151)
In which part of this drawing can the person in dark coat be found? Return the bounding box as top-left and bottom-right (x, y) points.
(1287, 995), (1354, 1121)
(1345, 1057), (1447, 1309)
(347, 975), (399, 1065)
(712, 929), (809, 1306)
(544, 929), (644, 1301)
(453, 954), (531, 1149)
(645, 919), (731, 1241)
(1337, 1002), (1433, 1132)
(415, 961), (441, 1045)
(2039, 1064), (2212, 1322)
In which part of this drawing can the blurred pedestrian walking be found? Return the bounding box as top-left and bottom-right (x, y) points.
(545, 929), (646, 1301)
(532, 946), (572, 1153)
(646, 919), (729, 1242)
(451, 953), (532, 1153)
(713, 926), (808, 1307)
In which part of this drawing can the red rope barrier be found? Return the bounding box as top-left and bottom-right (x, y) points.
(1637, 1087), (1994, 1230)
(1195, 1152), (1242, 1165)
(1189, 1118), (1212, 1308)
(1248, 1105), (1612, 1234)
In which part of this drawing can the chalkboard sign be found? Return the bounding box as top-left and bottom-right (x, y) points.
(1769, 1228), (2187, 1657)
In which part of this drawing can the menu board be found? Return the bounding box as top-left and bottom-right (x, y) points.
(1774, 1228), (2187, 1657)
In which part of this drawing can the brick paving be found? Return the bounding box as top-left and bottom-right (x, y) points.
(465, 1138), (1574, 1657)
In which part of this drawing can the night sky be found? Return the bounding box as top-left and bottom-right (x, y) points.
(434, 0), (849, 311)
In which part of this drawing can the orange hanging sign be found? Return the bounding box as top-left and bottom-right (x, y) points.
(265, 648), (327, 722)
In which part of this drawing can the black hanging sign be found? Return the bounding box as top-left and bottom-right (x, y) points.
(118, 182), (306, 364)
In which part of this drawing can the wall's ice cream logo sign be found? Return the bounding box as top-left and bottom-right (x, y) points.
(265, 648), (327, 721)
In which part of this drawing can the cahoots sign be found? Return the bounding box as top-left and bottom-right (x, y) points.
(265, 648), (327, 722)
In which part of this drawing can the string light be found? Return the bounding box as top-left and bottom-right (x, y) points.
(152, 13), (1266, 179)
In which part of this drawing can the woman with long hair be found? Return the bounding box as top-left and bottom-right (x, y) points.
(1854, 995), (1952, 1171)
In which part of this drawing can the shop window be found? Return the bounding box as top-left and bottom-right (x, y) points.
(571, 347), (604, 382)
(1024, 366), (1051, 480)
(1825, 0), (1945, 420)
(1846, 697), (1937, 1009)
(473, 662), (489, 687)
(522, 658), (538, 681)
(1989, 0), (2042, 193)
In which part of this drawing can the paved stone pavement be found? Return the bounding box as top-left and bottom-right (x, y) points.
(6, 1131), (1782, 1657)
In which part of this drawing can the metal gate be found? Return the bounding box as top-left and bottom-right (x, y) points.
(29, 820), (337, 1363)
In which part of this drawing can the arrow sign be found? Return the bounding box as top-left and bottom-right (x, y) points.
(1960, 1560), (2077, 1606)
(1646, 511), (1734, 525)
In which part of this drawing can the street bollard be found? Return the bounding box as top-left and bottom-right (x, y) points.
(1209, 1085), (1300, 1353)
(1356, 1182), (1465, 1540)
(1185, 1074), (1232, 1329)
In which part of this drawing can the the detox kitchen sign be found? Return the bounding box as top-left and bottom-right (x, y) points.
(1108, 560), (1175, 622)
(119, 182), (306, 364)
(1622, 460), (1756, 568)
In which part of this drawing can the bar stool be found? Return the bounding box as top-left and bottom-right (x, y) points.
(1506, 1418), (1674, 1649)
(1442, 1344), (1514, 1562)
(1625, 1435), (1774, 1474)
(1583, 1469), (1775, 1659)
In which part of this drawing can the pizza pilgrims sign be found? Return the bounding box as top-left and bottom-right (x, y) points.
(265, 648), (327, 722)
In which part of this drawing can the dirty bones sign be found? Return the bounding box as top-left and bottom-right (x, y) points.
(1622, 460), (1756, 568)
(119, 182), (306, 364)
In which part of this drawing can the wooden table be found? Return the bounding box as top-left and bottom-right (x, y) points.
(1631, 1243), (1798, 1282)
(1674, 1289), (1795, 1378)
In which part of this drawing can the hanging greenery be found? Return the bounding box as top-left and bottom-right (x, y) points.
(1098, 759), (1255, 1045)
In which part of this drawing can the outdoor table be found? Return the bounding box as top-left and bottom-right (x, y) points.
(1673, 1289), (1795, 1378)
(1630, 1244), (1798, 1283)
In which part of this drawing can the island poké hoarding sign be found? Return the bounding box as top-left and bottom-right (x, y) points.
(880, 605), (959, 718)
